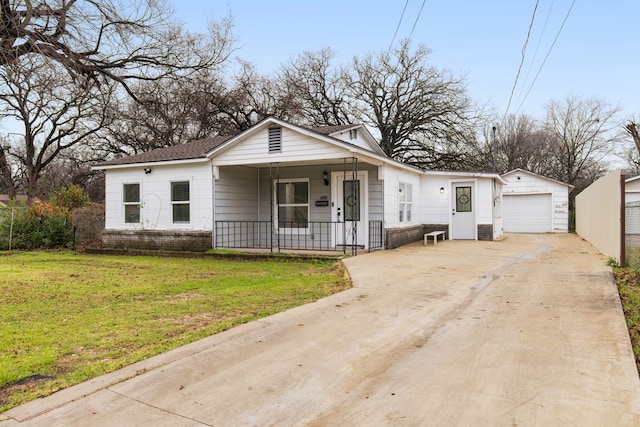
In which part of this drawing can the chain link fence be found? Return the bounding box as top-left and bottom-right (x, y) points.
(626, 201), (640, 268)
(0, 202), (104, 251)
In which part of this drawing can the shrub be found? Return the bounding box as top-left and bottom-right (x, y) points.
(0, 185), (90, 250)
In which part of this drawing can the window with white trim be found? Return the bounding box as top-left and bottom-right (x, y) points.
(276, 179), (309, 229)
(171, 181), (190, 223)
(123, 183), (140, 223)
(399, 183), (412, 223)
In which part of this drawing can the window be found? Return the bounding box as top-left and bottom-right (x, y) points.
(276, 180), (309, 229)
(123, 183), (140, 223)
(171, 181), (190, 223)
(399, 183), (412, 223)
(343, 179), (360, 221)
(456, 186), (472, 212)
(268, 126), (282, 153)
(349, 129), (358, 140)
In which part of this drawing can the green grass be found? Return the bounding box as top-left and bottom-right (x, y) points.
(614, 267), (640, 373)
(0, 251), (350, 411)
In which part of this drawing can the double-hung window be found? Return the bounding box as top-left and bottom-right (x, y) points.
(171, 181), (190, 223)
(123, 183), (140, 224)
(276, 179), (309, 229)
(399, 183), (412, 223)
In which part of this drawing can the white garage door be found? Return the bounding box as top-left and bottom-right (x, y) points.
(503, 194), (552, 233)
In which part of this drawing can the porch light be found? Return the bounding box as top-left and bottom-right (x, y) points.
(144, 167), (152, 175)
(322, 170), (329, 185)
(440, 187), (445, 194)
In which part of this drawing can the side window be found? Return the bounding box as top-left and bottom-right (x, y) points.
(123, 183), (140, 223)
(276, 180), (309, 229)
(171, 181), (190, 223)
(399, 183), (412, 223)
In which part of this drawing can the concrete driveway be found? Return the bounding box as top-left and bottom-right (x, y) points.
(2, 233), (640, 426)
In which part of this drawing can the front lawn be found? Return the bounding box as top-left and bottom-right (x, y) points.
(0, 251), (350, 412)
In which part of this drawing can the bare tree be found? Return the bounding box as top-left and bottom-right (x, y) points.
(0, 0), (235, 99)
(280, 48), (353, 127)
(544, 95), (622, 194)
(0, 56), (114, 199)
(346, 39), (477, 168)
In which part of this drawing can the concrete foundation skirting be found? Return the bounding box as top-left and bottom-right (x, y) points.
(101, 230), (212, 252)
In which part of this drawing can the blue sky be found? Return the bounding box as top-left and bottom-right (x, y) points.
(172, 0), (639, 121)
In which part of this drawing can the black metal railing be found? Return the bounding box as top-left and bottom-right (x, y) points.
(369, 220), (384, 250)
(215, 220), (385, 253)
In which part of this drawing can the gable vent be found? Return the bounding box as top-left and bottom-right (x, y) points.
(268, 126), (282, 153)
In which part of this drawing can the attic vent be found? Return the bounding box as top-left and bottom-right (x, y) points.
(268, 126), (282, 153)
(349, 129), (357, 140)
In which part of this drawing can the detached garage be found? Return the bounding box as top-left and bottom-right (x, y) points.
(501, 169), (573, 233)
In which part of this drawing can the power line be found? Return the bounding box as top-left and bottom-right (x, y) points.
(503, 0), (540, 121)
(515, 0), (576, 115)
(408, 0), (429, 41)
(515, 0), (556, 109)
(389, 0), (410, 52)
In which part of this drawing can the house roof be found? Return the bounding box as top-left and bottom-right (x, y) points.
(94, 136), (233, 167)
(501, 168), (574, 190)
(310, 124), (359, 135)
(0, 194), (28, 206)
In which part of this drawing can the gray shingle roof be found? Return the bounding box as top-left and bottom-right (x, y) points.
(95, 136), (233, 167)
(310, 124), (357, 135)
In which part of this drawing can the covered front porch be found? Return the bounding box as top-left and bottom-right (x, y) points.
(212, 158), (384, 254)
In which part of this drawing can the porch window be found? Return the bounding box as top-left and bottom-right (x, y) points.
(171, 181), (190, 223)
(123, 183), (140, 223)
(276, 179), (309, 229)
(399, 183), (412, 223)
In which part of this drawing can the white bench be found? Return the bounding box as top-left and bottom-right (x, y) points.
(424, 231), (446, 245)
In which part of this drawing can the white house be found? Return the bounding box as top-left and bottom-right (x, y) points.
(626, 175), (640, 204)
(92, 117), (505, 252)
(501, 169), (573, 233)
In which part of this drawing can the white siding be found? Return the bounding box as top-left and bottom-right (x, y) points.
(215, 166), (259, 221)
(625, 179), (640, 203)
(104, 162), (213, 230)
(381, 164), (423, 227)
(256, 163), (382, 222)
(214, 126), (351, 166)
(502, 170), (570, 232)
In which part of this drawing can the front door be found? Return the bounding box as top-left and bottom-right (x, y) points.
(332, 172), (367, 248)
(451, 183), (475, 239)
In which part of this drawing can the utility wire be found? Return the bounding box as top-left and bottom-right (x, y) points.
(515, 0), (576, 115)
(503, 0), (540, 121)
(514, 0), (555, 109)
(389, 0), (410, 52)
(408, 0), (429, 41)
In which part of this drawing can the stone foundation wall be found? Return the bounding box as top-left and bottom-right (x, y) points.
(477, 224), (494, 241)
(385, 225), (425, 249)
(101, 230), (212, 252)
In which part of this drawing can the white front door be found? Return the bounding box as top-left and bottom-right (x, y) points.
(332, 171), (368, 248)
(451, 182), (475, 239)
